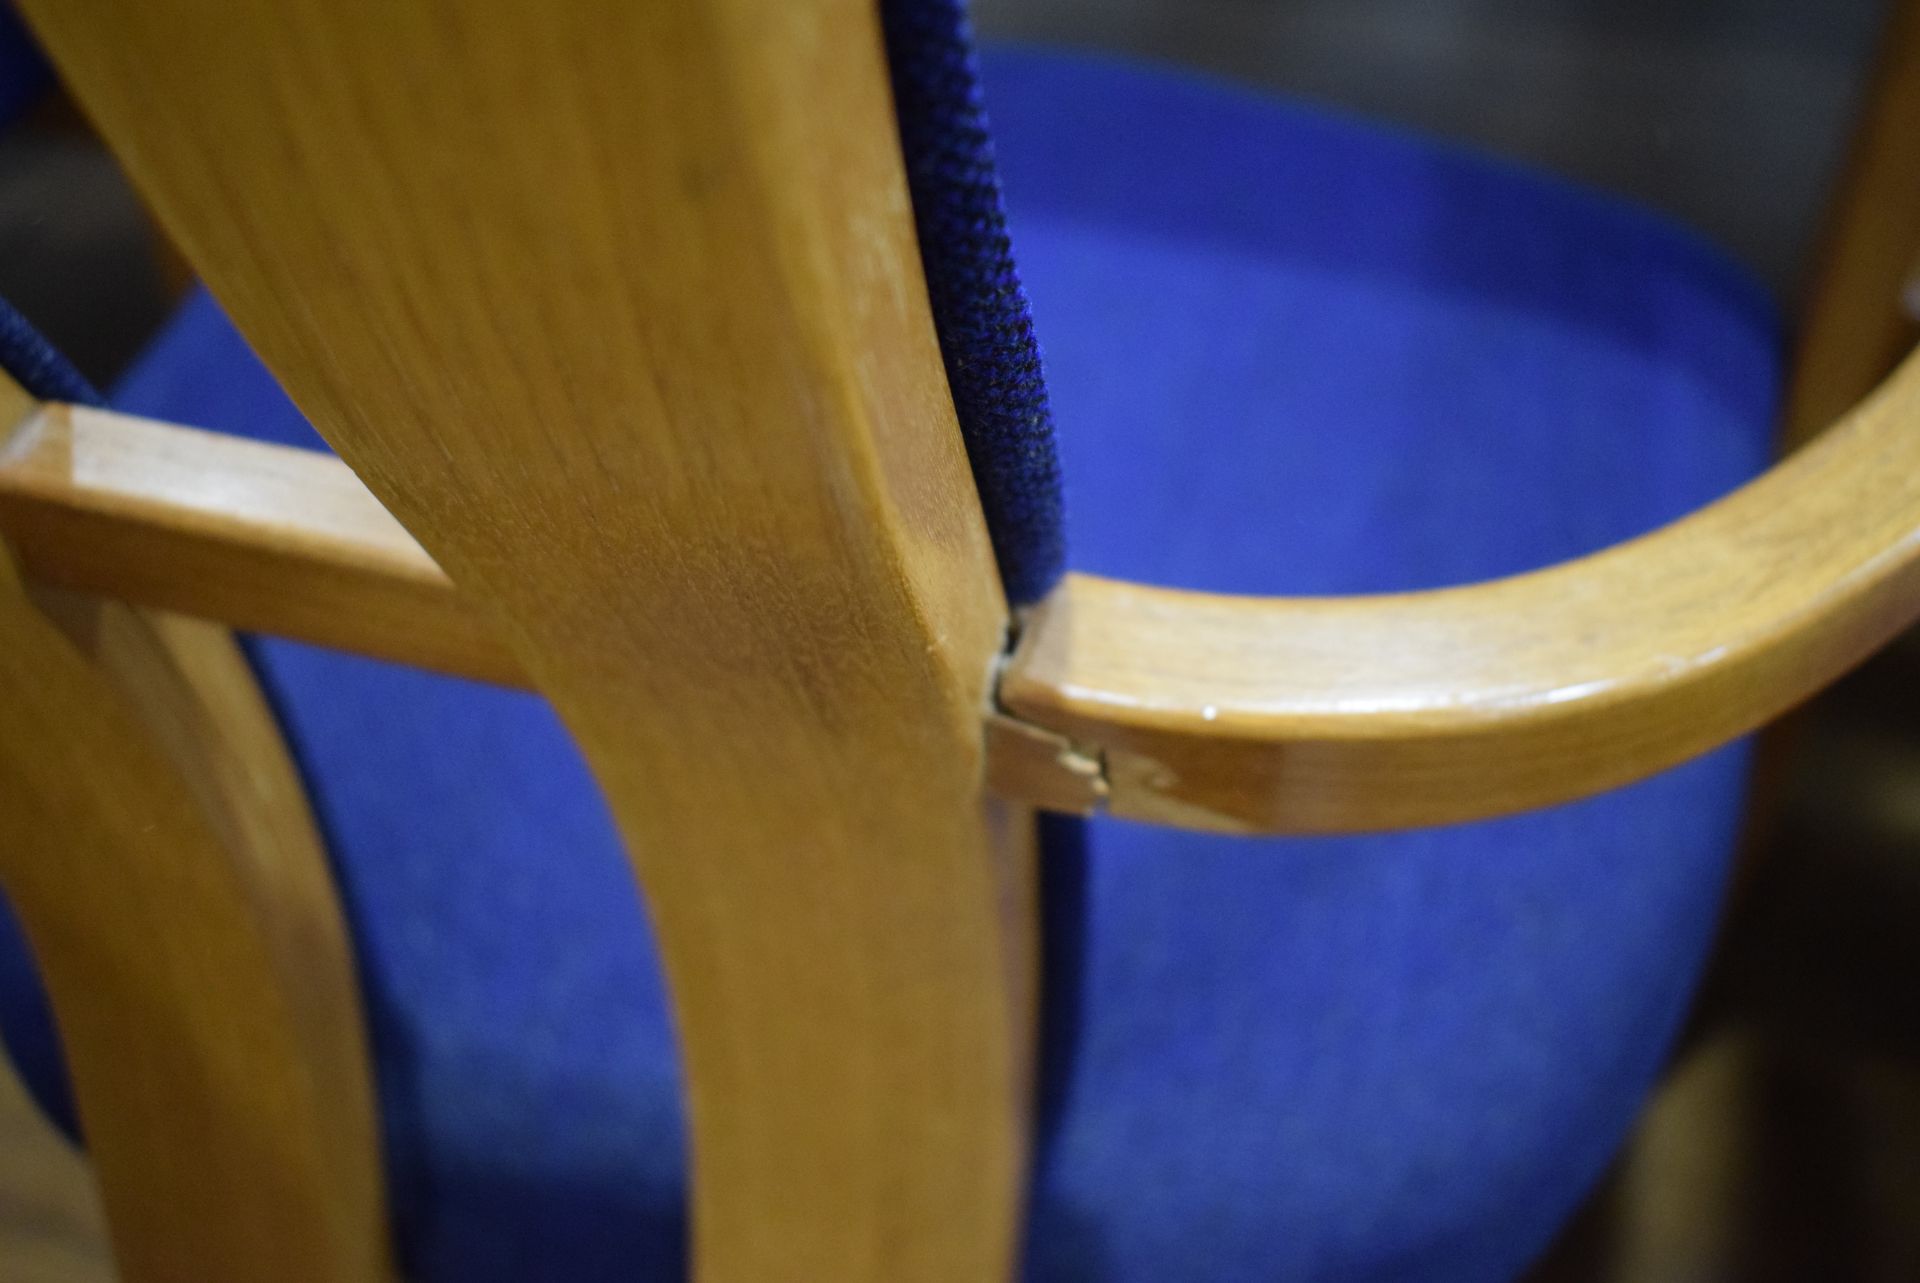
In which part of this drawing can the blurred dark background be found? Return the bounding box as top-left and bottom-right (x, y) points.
(2, 2), (1918, 1279)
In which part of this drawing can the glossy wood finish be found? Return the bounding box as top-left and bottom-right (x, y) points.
(1002, 346), (1920, 833)
(11, 350), (1920, 836)
(3, 6), (1919, 1283)
(0, 400), (513, 684)
(0, 378), (391, 1280)
(21, 1), (1035, 1279)
(1784, 0), (1920, 447)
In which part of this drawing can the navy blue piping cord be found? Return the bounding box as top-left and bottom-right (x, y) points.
(881, 0), (1067, 607)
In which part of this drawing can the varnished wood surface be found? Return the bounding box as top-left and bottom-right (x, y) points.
(2, 0), (1913, 856)
(1002, 345), (1920, 833)
(0, 544), (392, 1277)
(22, 1), (1037, 1279)
(0, 399), (514, 684)
(1783, 0), (1920, 447)
(10, 361), (1920, 839)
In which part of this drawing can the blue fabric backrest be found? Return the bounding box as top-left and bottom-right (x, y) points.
(881, 0), (1067, 607)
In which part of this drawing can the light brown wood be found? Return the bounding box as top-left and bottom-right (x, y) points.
(0, 399), (515, 684)
(7, 293), (1920, 845)
(22, 1), (1037, 1280)
(1001, 345), (1920, 833)
(0, 542), (392, 1277)
(22, 356), (1916, 835)
(12, 355), (1920, 838)
(984, 710), (1107, 817)
(1783, 0), (1920, 447)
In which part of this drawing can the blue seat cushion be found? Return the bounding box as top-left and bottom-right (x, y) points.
(994, 50), (1774, 1282)
(1, 47), (1777, 1283)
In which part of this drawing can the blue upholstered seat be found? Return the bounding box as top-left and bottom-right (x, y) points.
(1, 44), (1777, 1283)
(990, 50), (1775, 1281)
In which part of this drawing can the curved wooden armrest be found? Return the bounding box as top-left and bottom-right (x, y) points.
(999, 345), (1920, 834)
(8, 353), (1920, 835)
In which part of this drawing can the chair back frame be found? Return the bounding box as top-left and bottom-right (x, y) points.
(15, 1), (1037, 1279)
(3, 0), (1920, 1278)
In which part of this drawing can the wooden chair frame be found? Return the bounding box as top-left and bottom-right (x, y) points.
(1, 0), (1916, 1279)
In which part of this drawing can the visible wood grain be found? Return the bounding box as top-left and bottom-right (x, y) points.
(4, 206), (1917, 851)
(22, 1), (1036, 1279)
(0, 545), (393, 1277)
(0, 400), (516, 684)
(1783, 0), (1920, 447)
(22, 381), (1920, 835)
(7, 322), (1920, 839)
(19, 389), (1920, 836)
(18, 370), (1920, 834)
(1002, 346), (1920, 833)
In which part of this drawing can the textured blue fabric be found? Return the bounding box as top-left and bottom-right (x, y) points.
(0, 45), (1781, 1283)
(989, 50), (1777, 1282)
(0, 293), (101, 406)
(883, 0), (1065, 605)
(988, 50), (1776, 599)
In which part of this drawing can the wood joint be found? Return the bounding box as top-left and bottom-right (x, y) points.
(983, 705), (1108, 818)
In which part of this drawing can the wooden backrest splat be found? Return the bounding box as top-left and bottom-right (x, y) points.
(20, 1), (1036, 1278)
